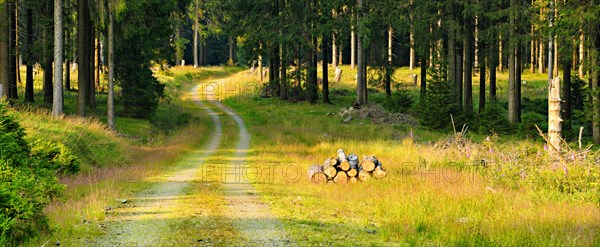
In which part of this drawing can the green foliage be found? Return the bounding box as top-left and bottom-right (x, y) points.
(381, 90), (414, 114)
(114, 0), (178, 118)
(0, 103), (65, 245)
(571, 74), (588, 118)
(0, 105), (29, 167)
(120, 65), (165, 118)
(518, 112), (546, 136)
(475, 105), (512, 134)
(418, 66), (461, 130)
(30, 141), (80, 176)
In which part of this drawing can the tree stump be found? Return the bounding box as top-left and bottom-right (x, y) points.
(334, 67), (343, 83)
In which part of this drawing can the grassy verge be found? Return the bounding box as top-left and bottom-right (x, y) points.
(16, 66), (241, 245)
(221, 68), (600, 246)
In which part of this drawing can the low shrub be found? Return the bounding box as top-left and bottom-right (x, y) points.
(0, 103), (66, 245)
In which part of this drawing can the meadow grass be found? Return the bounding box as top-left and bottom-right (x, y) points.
(13, 65), (598, 245)
(220, 67), (600, 246)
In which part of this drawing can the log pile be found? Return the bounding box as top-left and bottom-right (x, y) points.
(307, 149), (388, 184)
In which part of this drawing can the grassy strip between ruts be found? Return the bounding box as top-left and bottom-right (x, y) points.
(219, 67), (600, 246)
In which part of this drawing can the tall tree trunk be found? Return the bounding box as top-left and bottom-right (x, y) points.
(538, 38), (544, 73)
(499, 34), (503, 72)
(107, 10), (115, 129)
(490, 34), (497, 104)
(271, 45), (280, 97)
(508, 0), (519, 124)
(356, 0), (366, 106)
(531, 24), (535, 73)
(25, 8), (34, 102)
(193, 1), (199, 68)
(409, 0), (415, 71)
(0, 1), (7, 99)
(65, 27), (71, 91)
(457, 42), (464, 107)
(479, 41), (486, 114)
(339, 44), (343, 66)
(43, 26), (53, 105)
(88, 27), (96, 109)
(77, 0), (89, 116)
(516, 45), (522, 122)
(96, 35), (100, 91)
(351, 26), (356, 69)
(323, 34), (330, 103)
(464, 17), (474, 115)
(280, 44), (287, 100)
(579, 24), (585, 78)
(420, 56), (427, 98)
(332, 34), (337, 68)
(8, 0), (17, 99)
(385, 26), (392, 97)
(53, 0), (63, 116)
(228, 36), (234, 65)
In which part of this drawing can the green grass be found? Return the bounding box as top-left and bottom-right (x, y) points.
(220, 67), (600, 246)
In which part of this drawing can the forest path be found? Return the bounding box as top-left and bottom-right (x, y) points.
(87, 82), (292, 246)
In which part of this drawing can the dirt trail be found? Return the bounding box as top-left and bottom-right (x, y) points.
(212, 99), (294, 246)
(84, 83), (292, 246)
(86, 85), (222, 246)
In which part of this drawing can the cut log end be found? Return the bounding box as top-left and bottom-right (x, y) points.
(333, 171), (349, 184)
(307, 164), (328, 183)
(372, 166), (387, 179)
(358, 170), (372, 182)
(349, 176), (358, 183)
(328, 157), (338, 166)
(323, 165), (337, 179)
(339, 161), (351, 171)
(347, 168), (358, 177)
(360, 160), (376, 172)
(311, 173), (328, 183)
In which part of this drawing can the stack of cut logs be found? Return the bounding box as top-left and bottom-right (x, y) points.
(307, 149), (387, 184)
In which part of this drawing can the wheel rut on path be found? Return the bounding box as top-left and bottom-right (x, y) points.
(86, 83), (293, 246)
